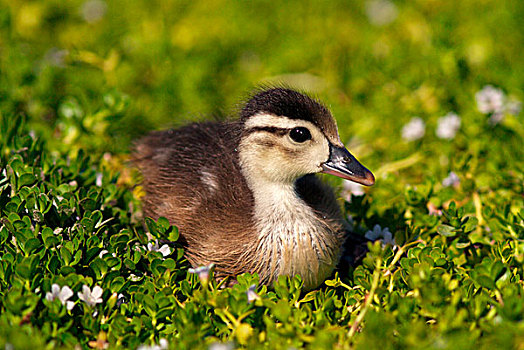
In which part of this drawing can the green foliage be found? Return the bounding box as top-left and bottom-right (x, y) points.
(1, 0), (523, 349)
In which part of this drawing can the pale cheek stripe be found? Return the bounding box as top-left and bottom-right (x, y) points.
(244, 113), (315, 130)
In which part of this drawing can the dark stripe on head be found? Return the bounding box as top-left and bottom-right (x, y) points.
(241, 88), (340, 143)
(244, 126), (290, 137)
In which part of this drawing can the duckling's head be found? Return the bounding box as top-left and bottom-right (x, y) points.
(239, 88), (375, 186)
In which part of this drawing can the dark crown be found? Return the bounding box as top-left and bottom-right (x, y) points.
(240, 88), (340, 142)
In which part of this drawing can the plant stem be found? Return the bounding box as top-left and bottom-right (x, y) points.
(348, 257), (382, 338)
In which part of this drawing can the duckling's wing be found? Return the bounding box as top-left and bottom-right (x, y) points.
(132, 122), (256, 268)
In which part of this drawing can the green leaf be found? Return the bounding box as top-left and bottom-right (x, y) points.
(491, 261), (506, 282)
(24, 238), (42, 254)
(43, 236), (60, 249)
(437, 224), (457, 237)
(110, 276), (126, 293)
(60, 266), (75, 276)
(90, 258), (108, 279)
(272, 300), (291, 322)
(60, 246), (73, 265)
(475, 274), (496, 290)
(456, 242), (471, 249)
(156, 217), (170, 232)
(145, 217), (159, 238)
(46, 255), (60, 274)
(17, 173), (37, 188)
(141, 295), (156, 315)
(80, 198), (97, 212)
(15, 256), (38, 280)
(462, 216), (478, 233)
(15, 262), (32, 280)
(167, 225), (179, 242)
(123, 258), (136, 270)
(150, 259), (166, 277)
(162, 258), (176, 270)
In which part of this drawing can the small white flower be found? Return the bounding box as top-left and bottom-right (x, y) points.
(436, 112), (461, 140)
(188, 264), (215, 285)
(95, 172), (103, 187)
(365, 0), (398, 26)
(401, 117), (426, 141)
(46, 284), (75, 310)
(77, 285), (103, 307)
(342, 180), (366, 200)
(137, 339), (168, 350)
(147, 241), (171, 257)
(158, 339), (168, 350)
(365, 224), (396, 246)
(158, 245), (171, 257)
(247, 284), (260, 303)
(129, 273), (142, 282)
(208, 342), (235, 350)
(98, 249), (115, 258)
(134, 244), (146, 252)
(476, 85), (505, 114)
(442, 171), (460, 188)
(80, 0), (107, 23)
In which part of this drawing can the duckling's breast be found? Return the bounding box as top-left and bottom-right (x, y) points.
(248, 177), (345, 291)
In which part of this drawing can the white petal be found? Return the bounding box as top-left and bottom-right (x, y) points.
(158, 245), (171, 257)
(51, 284), (60, 296)
(159, 338), (168, 349)
(66, 301), (75, 311)
(247, 284), (260, 303)
(83, 285), (91, 296)
(91, 286), (103, 299)
(129, 274), (141, 282)
(58, 286), (73, 302)
(401, 117), (426, 141)
(78, 285), (90, 301)
(343, 180), (365, 197)
(45, 292), (54, 301)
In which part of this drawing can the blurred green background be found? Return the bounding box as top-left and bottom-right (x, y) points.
(1, 0), (522, 174)
(0, 2), (523, 347)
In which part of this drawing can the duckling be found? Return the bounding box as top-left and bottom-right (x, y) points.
(133, 88), (374, 290)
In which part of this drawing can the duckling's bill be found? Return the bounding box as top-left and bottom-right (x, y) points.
(321, 144), (375, 186)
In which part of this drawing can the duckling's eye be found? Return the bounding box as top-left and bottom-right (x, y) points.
(289, 127), (312, 143)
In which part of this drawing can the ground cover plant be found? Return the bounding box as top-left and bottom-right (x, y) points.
(1, 0), (523, 349)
